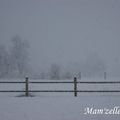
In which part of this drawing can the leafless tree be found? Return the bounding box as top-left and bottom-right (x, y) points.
(49, 63), (60, 80)
(10, 35), (30, 77)
(0, 45), (9, 77)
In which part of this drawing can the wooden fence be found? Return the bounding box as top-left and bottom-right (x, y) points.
(0, 77), (120, 97)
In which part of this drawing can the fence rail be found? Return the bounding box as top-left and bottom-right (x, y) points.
(0, 77), (120, 97)
(1, 81), (120, 84)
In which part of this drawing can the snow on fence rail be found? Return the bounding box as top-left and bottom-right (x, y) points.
(0, 77), (120, 97)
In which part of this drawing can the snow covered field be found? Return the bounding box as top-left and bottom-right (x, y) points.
(1, 95), (120, 120)
(0, 79), (120, 120)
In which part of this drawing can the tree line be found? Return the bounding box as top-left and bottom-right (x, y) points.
(0, 35), (107, 79)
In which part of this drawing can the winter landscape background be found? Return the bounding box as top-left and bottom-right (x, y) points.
(0, 0), (120, 79)
(0, 0), (120, 120)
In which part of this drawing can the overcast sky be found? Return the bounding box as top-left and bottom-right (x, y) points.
(0, 0), (120, 72)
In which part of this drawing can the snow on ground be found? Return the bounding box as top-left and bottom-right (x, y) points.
(0, 79), (120, 120)
(1, 95), (120, 120)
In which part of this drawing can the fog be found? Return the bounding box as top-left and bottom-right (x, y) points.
(0, 0), (120, 78)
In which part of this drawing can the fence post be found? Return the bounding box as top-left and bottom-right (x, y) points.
(104, 72), (106, 80)
(25, 77), (29, 96)
(74, 77), (77, 97)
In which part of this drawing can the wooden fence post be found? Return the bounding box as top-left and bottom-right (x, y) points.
(25, 77), (29, 96)
(74, 77), (77, 97)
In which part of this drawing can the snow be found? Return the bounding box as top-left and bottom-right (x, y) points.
(0, 79), (120, 120)
(1, 96), (120, 120)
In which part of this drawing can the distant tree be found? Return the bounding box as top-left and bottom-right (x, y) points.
(40, 71), (46, 79)
(84, 53), (106, 77)
(49, 63), (60, 80)
(0, 45), (9, 77)
(64, 71), (72, 79)
(10, 35), (30, 77)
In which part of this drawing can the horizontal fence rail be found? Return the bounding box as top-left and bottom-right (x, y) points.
(0, 77), (120, 97)
(0, 82), (25, 84)
(1, 81), (120, 84)
(77, 81), (120, 84)
(0, 90), (25, 92)
(1, 90), (120, 93)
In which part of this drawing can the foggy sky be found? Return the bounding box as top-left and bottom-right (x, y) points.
(0, 0), (120, 72)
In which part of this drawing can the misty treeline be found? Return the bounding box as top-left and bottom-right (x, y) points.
(0, 35), (107, 79)
(38, 55), (107, 80)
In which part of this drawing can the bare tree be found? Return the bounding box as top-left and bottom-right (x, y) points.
(40, 71), (46, 79)
(64, 71), (72, 79)
(10, 35), (30, 77)
(49, 63), (60, 80)
(84, 53), (107, 77)
(0, 45), (9, 77)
